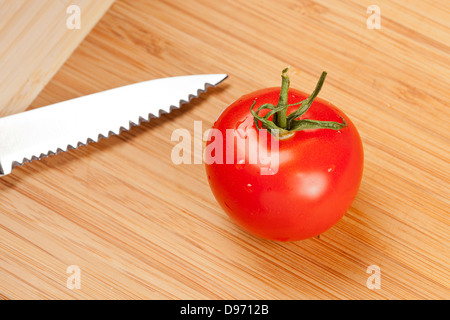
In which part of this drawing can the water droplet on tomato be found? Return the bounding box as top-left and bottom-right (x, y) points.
(235, 159), (245, 170)
(235, 116), (253, 139)
(245, 183), (254, 193)
(327, 165), (335, 173)
(235, 118), (246, 127)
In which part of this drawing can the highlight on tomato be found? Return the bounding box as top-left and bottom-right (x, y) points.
(205, 68), (364, 241)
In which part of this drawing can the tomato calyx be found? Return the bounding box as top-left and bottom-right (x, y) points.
(250, 68), (347, 138)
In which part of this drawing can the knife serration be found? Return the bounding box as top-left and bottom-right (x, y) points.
(0, 74), (227, 176)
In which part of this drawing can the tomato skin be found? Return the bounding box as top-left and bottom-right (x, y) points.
(205, 87), (364, 241)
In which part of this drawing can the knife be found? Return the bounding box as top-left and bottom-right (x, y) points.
(0, 74), (227, 177)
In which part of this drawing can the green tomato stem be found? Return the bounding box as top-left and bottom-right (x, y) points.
(275, 68), (290, 129)
(286, 71), (327, 129)
(250, 68), (347, 138)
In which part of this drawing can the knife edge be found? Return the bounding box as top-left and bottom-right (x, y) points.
(0, 74), (228, 176)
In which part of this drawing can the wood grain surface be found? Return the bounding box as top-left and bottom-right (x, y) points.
(1, 0), (449, 300)
(0, 0), (114, 117)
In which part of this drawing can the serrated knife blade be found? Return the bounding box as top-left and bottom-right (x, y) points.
(0, 74), (227, 176)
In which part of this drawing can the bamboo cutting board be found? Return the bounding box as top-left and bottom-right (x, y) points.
(0, 0), (115, 117)
(0, 0), (449, 300)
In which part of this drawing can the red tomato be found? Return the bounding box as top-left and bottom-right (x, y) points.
(205, 70), (363, 241)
